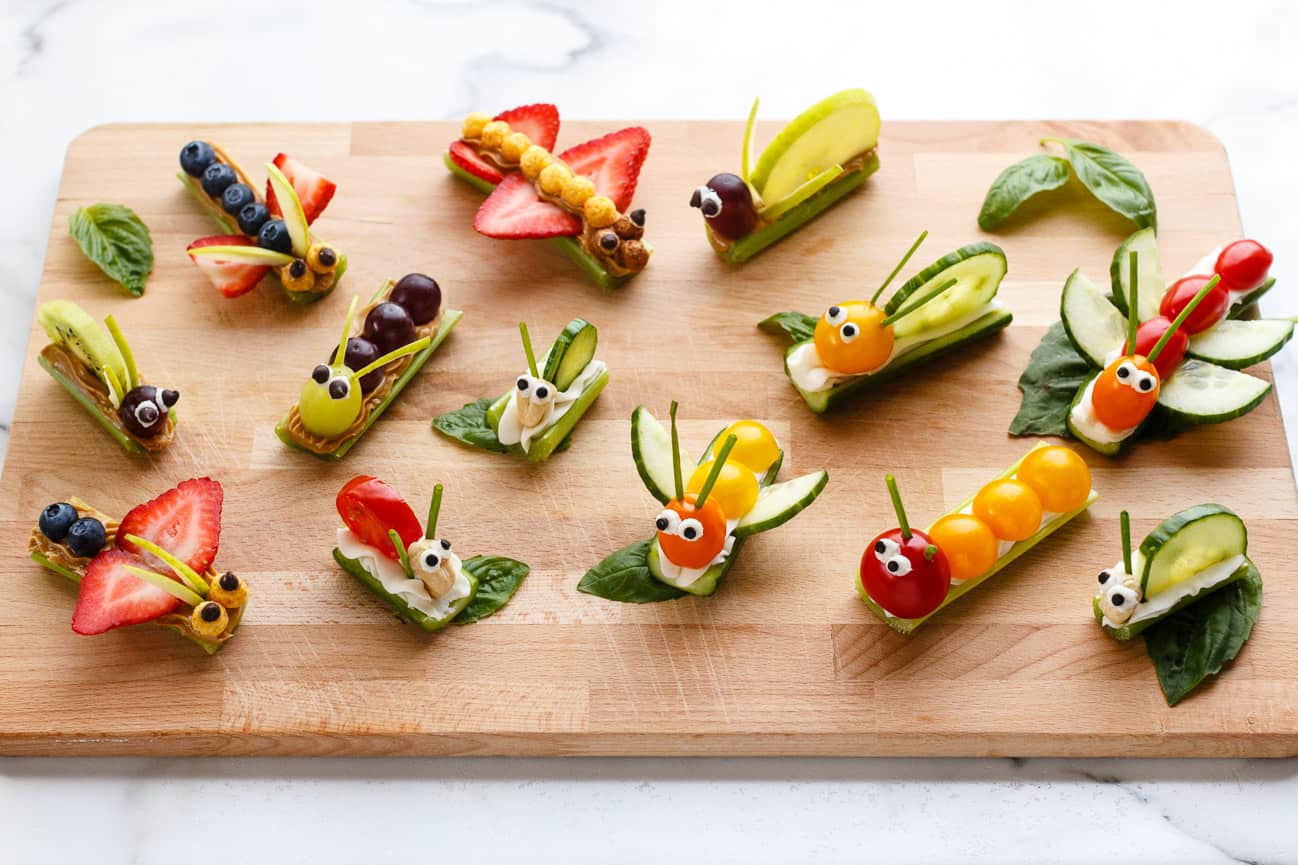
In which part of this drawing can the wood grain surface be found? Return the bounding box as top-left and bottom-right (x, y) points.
(2, 119), (1295, 757)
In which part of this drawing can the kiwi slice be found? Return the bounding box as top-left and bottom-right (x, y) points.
(38, 300), (129, 406)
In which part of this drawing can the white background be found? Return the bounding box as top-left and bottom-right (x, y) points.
(2, 0), (1296, 861)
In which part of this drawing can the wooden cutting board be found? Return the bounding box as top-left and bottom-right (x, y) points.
(2, 119), (1296, 757)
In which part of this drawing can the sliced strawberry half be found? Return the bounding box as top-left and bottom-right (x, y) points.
(266, 153), (336, 224)
(448, 140), (504, 185)
(474, 173), (582, 239)
(72, 549), (182, 635)
(117, 477), (223, 575)
(187, 236), (270, 298)
(558, 127), (650, 211)
(494, 103), (560, 152)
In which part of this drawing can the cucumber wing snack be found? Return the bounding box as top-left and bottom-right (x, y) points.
(858, 444), (1096, 633)
(277, 276), (461, 460)
(579, 403), (827, 602)
(179, 142), (346, 302)
(444, 103), (652, 289)
(760, 232), (1011, 413)
(36, 300), (180, 453)
(433, 319), (607, 462)
(1093, 506), (1261, 706)
(689, 89), (880, 263)
(1013, 232), (1288, 454)
(333, 477), (529, 631)
(29, 477), (246, 654)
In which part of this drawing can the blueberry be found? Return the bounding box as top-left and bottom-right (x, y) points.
(237, 202), (270, 236)
(65, 517), (107, 558)
(257, 219), (293, 254)
(39, 502), (78, 541)
(221, 183), (255, 216)
(201, 162), (238, 198)
(180, 141), (216, 178)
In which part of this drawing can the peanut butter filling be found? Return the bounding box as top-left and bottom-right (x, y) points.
(41, 344), (176, 452)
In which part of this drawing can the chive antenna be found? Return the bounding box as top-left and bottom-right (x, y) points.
(425, 484), (444, 540)
(694, 434), (738, 509)
(519, 322), (539, 378)
(885, 474), (912, 540)
(871, 230), (929, 305)
(1148, 275), (1221, 364)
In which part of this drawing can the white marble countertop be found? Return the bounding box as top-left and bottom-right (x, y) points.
(3, 0), (1296, 861)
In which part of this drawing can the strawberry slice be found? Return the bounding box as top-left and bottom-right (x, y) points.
(266, 153), (336, 224)
(187, 236), (269, 298)
(448, 140), (504, 185)
(494, 103), (560, 152)
(72, 549), (181, 635)
(474, 173), (582, 239)
(117, 477), (223, 575)
(558, 126), (650, 211)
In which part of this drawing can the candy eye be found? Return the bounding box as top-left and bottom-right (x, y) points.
(825, 305), (847, 326)
(422, 550), (441, 570)
(439, 539), (451, 551)
(533, 383), (554, 405)
(516, 376), (532, 395)
(312, 364), (330, 384)
(679, 518), (704, 541)
(1136, 372), (1157, 393)
(885, 555), (913, 576)
(1115, 361), (1137, 387)
(1097, 569), (1114, 586)
(839, 322), (859, 343)
(655, 509), (681, 534)
(695, 187), (722, 218)
(328, 377), (350, 400)
(598, 231), (620, 251)
(874, 537), (900, 562)
(133, 401), (159, 428)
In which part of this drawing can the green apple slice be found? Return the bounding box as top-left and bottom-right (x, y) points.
(760, 165), (843, 222)
(123, 564), (205, 607)
(189, 245), (295, 267)
(741, 96), (760, 183)
(265, 162), (311, 257)
(1061, 268), (1125, 366)
(749, 88), (880, 204)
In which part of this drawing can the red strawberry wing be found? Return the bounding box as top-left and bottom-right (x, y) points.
(72, 549), (182, 635)
(117, 477), (224, 575)
(494, 103), (560, 152)
(267, 153), (337, 224)
(558, 126), (650, 211)
(448, 140), (504, 186)
(474, 173), (581, 239)
(187, 236), (269, 299)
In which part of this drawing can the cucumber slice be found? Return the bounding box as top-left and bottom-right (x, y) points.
(1156, 359), (1271, 425)
(631, 406), (692, 504)
(733, 470), (827, 537)
(1060, 269), (1124, 366)
(1138, 504), (1247, 597)
(883, 243), (1007, 338)
(1228, 276), (1275, 319)
(1188, 319), (1294, 369)
(1110, 227), (1163, 322)
(333, 548), (477, 632)
(542, 318), (598, 391)
(646, 535), (745, 597)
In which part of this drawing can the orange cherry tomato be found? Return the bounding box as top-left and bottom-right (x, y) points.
(813, 301), (894, 374)
(1092, 355), (1160, 430)
(656, 495), (727, 569)
(928, 513), (999, 582)
(1015, 446), (1092, 512)
(972, 479), (1043, 542)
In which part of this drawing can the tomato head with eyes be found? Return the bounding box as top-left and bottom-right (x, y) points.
(655, 495), (727, 570)
(813, 301), (894, 375)
(1092, 355), (1160, 430)
(860, 528), (951, 619)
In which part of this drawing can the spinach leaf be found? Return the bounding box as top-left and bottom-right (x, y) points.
(1008, 321), (1094, 436)
(68, 203), (153, 296)
(977, 154), (1071, 230)
(456, 555), (530, 624)
(577, 538), (685, 603)
(432, 398), (508, 453)
(758, 311), (816, 344)
(1047, 138), (1157, 231)
(1145, 561), (1262, 706)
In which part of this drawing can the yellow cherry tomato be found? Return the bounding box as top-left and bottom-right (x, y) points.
(1016, 446), (1092, 512)
(812, 301), (894, 374)
(1092, 355), (1160, 430)
(714, 420), (780, 475)
(686, 460), (759, 518)
(928, 514), (999, 582)
(972, 479), (1044, 542)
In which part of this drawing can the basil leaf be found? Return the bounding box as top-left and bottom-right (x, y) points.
(1052, 138), (1157, 231)
(432, 398), (509, 453)
(977, 154), (1071, 230)
(758, 311), (817, 344)
(577, 538), (685, 603)
(1145, 561), (1262, 706)
(68, 203), (153, 296)
(1008, 321), (1093, 436)
(456, 555), (529, 624)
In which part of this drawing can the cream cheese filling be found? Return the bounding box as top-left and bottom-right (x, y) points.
(337, 528), (471, 619)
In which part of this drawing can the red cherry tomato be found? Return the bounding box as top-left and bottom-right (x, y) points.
(1160, 275), (1228, 335)
(1124, 315), (1186, 378)
(859, 528), (951, 619)
(657, 495), (728, 570)
(1215, 239), (1272, 294)
(336, 475), (422, 560)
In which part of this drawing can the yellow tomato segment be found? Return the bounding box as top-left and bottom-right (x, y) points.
(812, 300), (894, 374)
(715, 420), (780, 475)
(972, 479), (1043, 542)
(1016, 446), (1092, 512)
(928, 514), (999, 582)
(687, 460), (759, 518)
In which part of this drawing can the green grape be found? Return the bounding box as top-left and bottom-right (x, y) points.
(299, 363), (360, 437)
